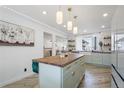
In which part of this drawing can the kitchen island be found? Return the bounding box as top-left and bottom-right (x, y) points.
(32, 53), (85, 88)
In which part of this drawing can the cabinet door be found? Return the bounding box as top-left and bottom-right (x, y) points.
(102, 54), (111, 66)
(84, 55), (92, 63)
(91, 53), (102, 64)
(63, 72), (74, 88)
(63, 57), (85, 88)
(85, 53), (102, 64)
(63, 67), (79, 88)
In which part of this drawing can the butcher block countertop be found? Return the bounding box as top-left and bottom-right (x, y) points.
(32, 53), (84, 67)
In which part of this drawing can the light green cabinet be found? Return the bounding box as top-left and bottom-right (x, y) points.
(85, 53), (111, 66)
(62, 58), (85, 88)
(39, 56), (85, 88)
(91, 53), (102, 64)
(102, 54), (111, 66)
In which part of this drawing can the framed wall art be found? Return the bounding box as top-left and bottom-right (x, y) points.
(0, 20), (34, 46)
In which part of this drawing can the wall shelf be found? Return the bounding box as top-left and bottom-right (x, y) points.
(68, 39), (75, 51)
(104, 37), (111, 39)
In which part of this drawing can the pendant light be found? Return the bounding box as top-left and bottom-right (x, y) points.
(73, 27), (78, 34)
(73, 16), (78, 34)
(56, 6), (63, 24)
(67, 8), (73, 31)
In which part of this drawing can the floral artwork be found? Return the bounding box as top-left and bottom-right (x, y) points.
(0, 20), (34, 46)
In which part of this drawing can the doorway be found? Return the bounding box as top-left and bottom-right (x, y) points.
(43, 32), (52, 57)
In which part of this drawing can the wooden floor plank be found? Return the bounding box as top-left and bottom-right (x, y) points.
(79, 63), (111, 88)
(2, 63), (111, 88)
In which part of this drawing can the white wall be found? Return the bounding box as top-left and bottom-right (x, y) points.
(56, 36), (67, 51)
(0, 6), (68, 87)
(75, 36), (83, 51)
(44, 33), (52, 48)
(99, 32), (111, 52)
(75, 32), (111, 52)
(75, 34), (96, 51)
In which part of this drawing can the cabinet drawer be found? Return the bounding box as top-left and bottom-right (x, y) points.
(63, 69), (78, 88)
(63, 60), (79, 75)
(63, 57), (85, 88)
(63, 62), (79, 80)
(63, 71), (74, 87)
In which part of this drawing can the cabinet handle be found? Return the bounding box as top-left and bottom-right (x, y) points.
(81, 63), (84, 66)
(71, 71), (75, 76)
(74, 62), (78, 64)
(66, 65), (71, 70)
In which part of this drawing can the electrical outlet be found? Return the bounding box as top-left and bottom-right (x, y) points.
(24, 68), (27, 72)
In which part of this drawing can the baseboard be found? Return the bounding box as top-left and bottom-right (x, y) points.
(86, 62), (111, 68)
(0, 72), (35, 87)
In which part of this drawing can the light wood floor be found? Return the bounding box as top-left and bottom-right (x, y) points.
(79, 63), (111, 88)
(2, 74), (39, 88)
(2, 63), (111, 88)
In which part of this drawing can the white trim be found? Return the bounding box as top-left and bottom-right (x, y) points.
(0, 72), (34, 87)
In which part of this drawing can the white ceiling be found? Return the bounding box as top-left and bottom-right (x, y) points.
(4, 5), (117, 35)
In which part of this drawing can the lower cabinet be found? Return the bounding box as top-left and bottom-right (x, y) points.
(102, 54), (111, 66)
(62, 57), (85, 88)
(91, 53), (102, 65)
(85, 53), (111, 66)
(39, 56), (85, 88)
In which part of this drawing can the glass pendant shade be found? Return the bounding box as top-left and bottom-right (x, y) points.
(56, 11), (63, 24)
(67, 21), (73, 30)
(73, 27), (78, 34)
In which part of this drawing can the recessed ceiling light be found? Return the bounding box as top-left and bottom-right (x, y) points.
(83, 29), (87, 32)
(103, 13), (108, 17)
(101, 25), (105, 28)
(42, 11), (47, 15)
(63, 25), (66, 28)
